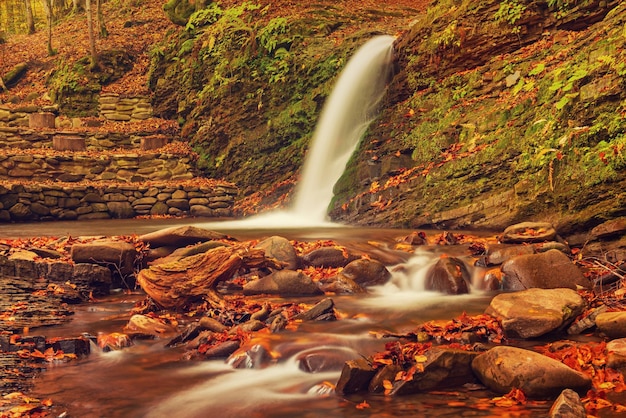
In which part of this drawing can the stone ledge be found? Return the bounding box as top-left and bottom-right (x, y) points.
(0, 180), (237, 223)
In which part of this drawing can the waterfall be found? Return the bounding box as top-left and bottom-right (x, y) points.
(197, 35), (395, 229)
(291, 35), (395, 222)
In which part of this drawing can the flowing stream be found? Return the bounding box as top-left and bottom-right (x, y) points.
(24, 37), (551, 416)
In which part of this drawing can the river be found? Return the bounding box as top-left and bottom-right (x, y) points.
(2, 217), (551, 417)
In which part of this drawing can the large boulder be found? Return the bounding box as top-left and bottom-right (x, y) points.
(485, 288), (586, 338)
(471, 346), (592, 398)
(242, 270), (323, 296)
(138, 226), (230, 248)
(596, 312), (626, 339)
(302, 246), (360, 268)
(339, 258), (391, 288)
(254, 236), (298, 270)
(424, 257), (471, 294)
(501, 249), (590, 291)
(71, 240), (137, 275)
(482, 244), (535, 266)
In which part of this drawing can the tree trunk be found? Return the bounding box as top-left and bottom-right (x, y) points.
(40, 0), (54, 55)
(96, 0), (107, 37)
(24, 0), (35, 34)
(85, 0), (97, 69)
(1, 62), (28, 88)
(136, 245), (284, 309)
(72, 0), (83, 13)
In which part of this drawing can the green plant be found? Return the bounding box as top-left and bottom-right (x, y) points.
(494, 0), (526, 35)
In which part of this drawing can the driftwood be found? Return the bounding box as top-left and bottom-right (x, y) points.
(136, 245), (284, 309)
(1, 62), (28, 89)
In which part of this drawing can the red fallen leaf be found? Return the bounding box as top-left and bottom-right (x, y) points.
(355, 401), (370, 409)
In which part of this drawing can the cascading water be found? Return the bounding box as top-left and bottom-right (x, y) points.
(197, 35), (395, 229)
(290, 35), (395, 222)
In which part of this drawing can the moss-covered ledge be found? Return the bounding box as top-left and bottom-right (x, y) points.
(0, 179), (237, 222)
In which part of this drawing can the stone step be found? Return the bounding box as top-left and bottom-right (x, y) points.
(0, 144), (198, 183)
(0, 126), (173, 151)
(0, 180), (238, 223)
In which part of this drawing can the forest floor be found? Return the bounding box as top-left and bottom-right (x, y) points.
(0, 0), (430, 106)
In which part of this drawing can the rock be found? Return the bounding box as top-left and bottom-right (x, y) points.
(339, 258), (391, 287)
(49, 337), (91, 356)
(8, 202), (32, 220)
(124, 314), (177, 337)
(302, 246), (360, 268)
(369, 364), (403, 393)
(242, 270), (323, 296)
(320, 274), (365, 294)
(485, 288), (586, 338)
(198, 316), (228, 333)
(203, 340), (240, 359)
(483, 244), (535, 266)
(97, 332), (133, 352)
(28, 112), (56, 128)
(189, 205), (213, 217)
(471, 346), (592, 398)
(151, 240), (231, 265)
(72, 263), (112, 295)
(106, 201), (135, 219)
(606, 338), (626, 370)
(549, 389), (586, 418)
(292, 298), (336, 321)
(589, 217), (626, 240)
(596, 312), (626, 339)
(53, 135), (85, 151)
(500, 222), (557, 243)
(228, 343), (272, 369)
(297, 347), (359, 373)
(501, 249), (590, 291)
(424, 256), (471, 294)
(254, 236), (298, 270)
(138, 226), (230, 248)
(150, 201), (170, 215)
(71, 240), (137, 275)
(336, 357), (377, 394)
(396, 231), (428, 245)
(390, 348), (479, 395)
(567, 304), (608, 335)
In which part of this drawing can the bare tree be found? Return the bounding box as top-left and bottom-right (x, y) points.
(85, 0), (97, 69)
(24, 0), (35, 34)
(72, 0), (83, 13)
(96, 0), (107, 38)
(40, 0), (55, 55)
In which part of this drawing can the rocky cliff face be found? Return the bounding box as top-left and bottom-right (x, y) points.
(150, 0), (626, 235)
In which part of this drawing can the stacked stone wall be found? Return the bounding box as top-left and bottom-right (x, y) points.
(0, 182), (237, 222)
(0, 151), (196, 183)
(99, 93), (153, 121)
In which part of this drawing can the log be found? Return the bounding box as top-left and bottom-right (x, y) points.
(136, 245), (283, 309)
(2, 63), (28, 88)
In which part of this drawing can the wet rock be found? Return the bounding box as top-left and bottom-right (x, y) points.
(501, 249), (590, 291)
(369, 364), (403, 393)
(49, 337), (91, 356)
(71, 240), (137, 275)
(596, 312), (626, 338)
(72, 263), (113, 295)
(424, 256), (471, 294)
(396, 231), (427, 246)
(297, 347), (359, 373)
(339, 258), (391, 287)
(203, 340), (240, 359)
(229, 319), (266, 333)
(152, 240), (231, 265)
(199, 316), (228, 333)
(606, 338), (626, 370)
(471, 346), (592, 398)
(390, 348), (478, 396)
(97, 332), (133, 352)
(483, 244), (535, 266)
(255, 236), (298, 270)
(228, 343), (273, 369)
(500, 222), (557, 243)
(302, 246), (360, 268)
(292, 298), (336, 321)
(124, 314), (177, 337)
(138, 225), (230, 248)
(242, 270), (323, 296)
(486, 288), (586, 338)
(567, 304), (608, 335)
(320, 274), (365, 294)
(549, 388), (586, 418)
(336, 357), (377, 394)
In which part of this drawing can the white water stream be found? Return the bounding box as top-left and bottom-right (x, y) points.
(197, 35), (395, 229)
